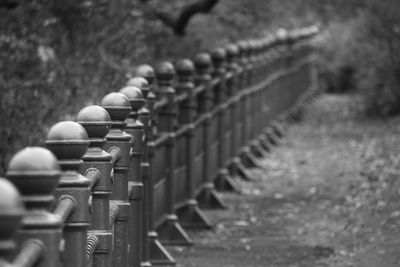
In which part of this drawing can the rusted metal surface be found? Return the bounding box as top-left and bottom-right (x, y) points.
(0, 26), (318, 267)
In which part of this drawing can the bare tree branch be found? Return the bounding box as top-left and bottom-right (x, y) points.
(152, 0), (220, 36)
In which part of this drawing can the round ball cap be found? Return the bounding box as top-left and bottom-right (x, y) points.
(127, 77), (149, 89)
(211, 48), (226, 62)
(0, 178), (24, 240)
(236, 40), (249, 52)
(0, 178), (24, 214)
(46, 121), (89, 160)
(276, 28), (288, 41)
(101, 92), (131, 121)
(225, 44), (239, 57)
(7, 147), (60, 195)
(77, 105), (112, 139)
(175, 59), (195, 76)
(194, 53), (211, 69)
(119, 86), (145, 111)
(135, 64), (155, 82)
(155, 61), (175, 80)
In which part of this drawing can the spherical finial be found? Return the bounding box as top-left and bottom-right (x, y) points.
(7, 147), (60, 196)
(194, 52), (212, 71)
(276, 28), (288, 43)
(126, 77), (150, 98)
(155, 61), (175, 84)
(211, 47), (226, 62)
(247, 39), (257, 54)
(135, 64), (155, 84)
(101, 92), (131, 122)
(0, 178), (24, 251)
(175, 59), (195, 78)
(0, 178), (23, 214)
(236, 40), (249, 55)
(77, 105), (112, 139)
(119, 86), (145, 112)
(46, 121), (89, 160)
(225, 44), (239, 58)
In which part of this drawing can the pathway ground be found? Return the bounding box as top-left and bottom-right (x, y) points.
(170, 94), (400, 267)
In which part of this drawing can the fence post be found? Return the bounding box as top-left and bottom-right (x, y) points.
(221, 44), (243, 192)
(77, 105), (114, 267)
(101, 92), (133, 267)
(249, 39), (270, 160)
(119, 85), (145, 267)
(238, 40), (263, 170)
(174, 59), (212, 229)
(154, 61), (193, 246)
(6, 147), (63, 267)
(133, 66), (176, 266)
(45, 121), (91, 267)
(193, 52), (227, 210)
(210, 47), (238, 198)
(0, 178), (24, 265)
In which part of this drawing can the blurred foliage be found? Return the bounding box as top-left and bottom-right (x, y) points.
(317, 0), (400, 116)
(1, 0), (400, 173)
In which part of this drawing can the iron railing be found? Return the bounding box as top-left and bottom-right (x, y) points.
(0, 26), (319, 267)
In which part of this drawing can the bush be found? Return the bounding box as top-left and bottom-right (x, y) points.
(318, 0), (400, 116)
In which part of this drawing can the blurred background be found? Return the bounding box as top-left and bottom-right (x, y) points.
(1, 0), (399, 174)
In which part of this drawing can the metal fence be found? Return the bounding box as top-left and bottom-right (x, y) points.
(0, 26), (319, 267)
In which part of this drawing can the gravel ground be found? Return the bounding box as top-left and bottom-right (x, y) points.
(169, 94), (400, 267)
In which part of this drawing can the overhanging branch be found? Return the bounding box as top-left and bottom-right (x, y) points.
(151, 0), (220, 36)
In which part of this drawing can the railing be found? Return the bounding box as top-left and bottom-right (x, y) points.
(0, 26), (319, 267)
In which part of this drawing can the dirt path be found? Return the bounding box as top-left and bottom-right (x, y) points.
(170, 94), (400, 267)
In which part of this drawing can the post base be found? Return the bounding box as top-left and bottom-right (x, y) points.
(240, 147), (262, 169)
(214, 169), (241, 193)
(196, 183), (227, 210)
(156, 215), (193, 246)
(176, 199), (212, 229)
(230, 157), (253, 181)
(250, 140), (269, 158)
(148, 231), (176, 266)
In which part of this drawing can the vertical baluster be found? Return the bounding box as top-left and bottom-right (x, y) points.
(154, 62), (193, 246)
(216, 44), (242, 192)
(238, 40), (263, 170)
(192, 52), (227, 210)
(119, 85), (145, 267)
(210, 47), (237, 199)
(133, 66), (176, 266)
(7, 147), (63, 267)
(46, 121), (91, 267)
(249, 39), (270, 160)
(77, 106), (114, 267)
(0, 178), (24, 265)
(101, 93), (132, 267)
(232, 41), (255, 180)
(174, 59), (212, 229)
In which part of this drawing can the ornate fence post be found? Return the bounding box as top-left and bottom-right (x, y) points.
(154, 61), (193, 246)
(237, 41), (263, 170)
(249, 39), (270, 160)
(174, 59), (212, 229)
(101, 92), (132, 267)
(133, 66), (176, 266)
(222, 44), (243, 192)
(232, 41), (255, 180)
(119, 85), (145, 267)
(45, 121), (91, 267)
(193, 52), (227, 210)
(210, 47), (238, 198)
(77, 105), (114, 267)
(0, 178), (24, 265)
(6, 147), (63, 267)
